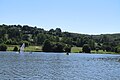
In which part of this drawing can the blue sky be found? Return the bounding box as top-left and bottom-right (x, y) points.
(0, 0), (120, 34)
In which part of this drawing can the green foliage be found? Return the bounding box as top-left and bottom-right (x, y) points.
(42, 40), (68, 52)
(13, 46), (18, 51)
(82, 44), (91, 53)
(105, 46), (112, 52)
(22, 34), (30, 41)
(51, 42), (65, 52)
(76, 38), (83, 47)
(64, 45), (71, 52)
(55, 28), (62, 36)
(36, 33), (46, 45)
(96, 47), (99, 52)
(42, 39), (52, 52)
(61, 37), (72, 45)
(0, 44), (7, 51)
(5, 39), (13, 44)
(5, 39), (18, 45)
(115, 46), (120, 53)
(0, 24), (120, 53)
(88, 39), (95, 50)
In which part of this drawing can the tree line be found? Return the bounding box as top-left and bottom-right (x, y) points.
(0, 24), (120, 53)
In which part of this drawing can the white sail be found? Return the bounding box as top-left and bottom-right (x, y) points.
(20, 43), (25, 54)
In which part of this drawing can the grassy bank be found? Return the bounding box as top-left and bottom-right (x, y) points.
(71, 47), (82, 53)
(7, 45), (42, 52)
(71, 47), (116, 54)
(7, 45), (116, 54)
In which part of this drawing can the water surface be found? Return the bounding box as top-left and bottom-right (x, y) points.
(0, 52), (120, 80)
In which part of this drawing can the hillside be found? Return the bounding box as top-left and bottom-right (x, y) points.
(0, 24), (120, 53)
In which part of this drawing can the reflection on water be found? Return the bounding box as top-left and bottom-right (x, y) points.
(0, 52), (120, 80)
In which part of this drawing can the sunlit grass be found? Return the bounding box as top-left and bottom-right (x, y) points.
(7, 45), (19, 51)
(7, 45), (42, 52)
(91, 50), (115, 54)
(71, 47), (82, 53)
(71, 47), (116, 54)
(25, 46), (42, 52)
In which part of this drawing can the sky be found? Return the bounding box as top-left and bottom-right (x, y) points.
(0, 0), (120, 35)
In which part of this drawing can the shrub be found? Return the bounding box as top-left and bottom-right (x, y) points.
(115, 46), (120, 53)
(13, 46), (18, 51)
(42, 39), (52, 52)
(52, 42), (64, 52)
(105, 46), (111, 52)
(82, 44), (91, 53)
(5, 39), (18, 45)
(42, 40), (66, 52)
(0, 44), (7, 51)
(96, 47), (99, 52)
(64, 45), (71, 52)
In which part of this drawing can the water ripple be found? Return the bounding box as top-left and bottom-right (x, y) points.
(0, 52), (120, 80)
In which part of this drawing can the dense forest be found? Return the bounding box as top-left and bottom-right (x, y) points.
(0, 24), (120, 53)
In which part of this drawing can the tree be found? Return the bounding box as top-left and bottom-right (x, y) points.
(64, 45), (71, 52)
(13, 46), (18, 51)
(88, 39), (95, 50)
(37, 33), (46, 45)
(22, 34), (30, 41)
(76, 38), (83, 47)
(48, 29), (55, 35)
(55, 28), (62, 36)
(61, 37), (72, 45)
(55, 28), (61, 33)
(5, 39), (12, 45)
(52, 42), (64, 52)
(0, 44), (7, 51)
(42, 39), (52, 52)
(105, 46), (111, 52)
(82, 44), (91, 53)
(115, 46), (120, 53)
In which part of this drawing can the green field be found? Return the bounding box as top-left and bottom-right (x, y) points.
(91, 50), (115, 54)
(71, 47), (82, 53)
(7, 45), (42, 52)
(7, 45), (19, 51)
(71, 47), (115, 54)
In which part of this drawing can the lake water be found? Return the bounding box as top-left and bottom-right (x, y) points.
(0, 52), (120, 80)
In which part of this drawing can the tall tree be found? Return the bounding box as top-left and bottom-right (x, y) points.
(42, 39), (52, 52)
(82, 44), (91, 53)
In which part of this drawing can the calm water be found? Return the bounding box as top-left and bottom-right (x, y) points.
(0, 52), (120, 80)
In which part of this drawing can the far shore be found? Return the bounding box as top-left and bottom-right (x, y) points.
(3, 45), (119, 54)
(5, 45), (118, 54)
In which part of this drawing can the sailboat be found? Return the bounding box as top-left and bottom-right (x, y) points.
(20, 43), (25, 54)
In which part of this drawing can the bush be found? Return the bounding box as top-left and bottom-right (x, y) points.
(51, 42), (65, 52)
(96, 47), (99, 52)
(82, 44), (91, 53)
(13, 46), (18, 51)
(42, 40), (66, 52)
(64, 45), (71, 52)
(105, 46), (111, 52)
(0, 44), (7, 51)
(42, 39), (52, 52)
(115, 46), (120, 53)
(5, 39), (18, 45)
(5, 39), (12, 45)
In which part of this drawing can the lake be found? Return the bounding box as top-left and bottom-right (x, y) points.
(0, 52), (120, 80)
